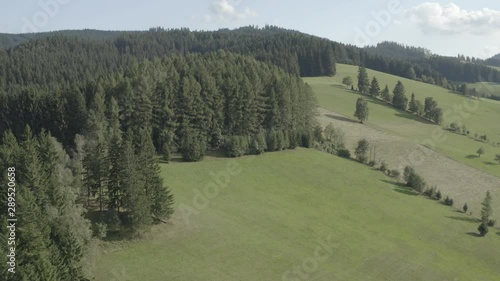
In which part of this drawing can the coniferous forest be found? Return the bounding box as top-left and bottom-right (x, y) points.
(0, 27), (321, 280)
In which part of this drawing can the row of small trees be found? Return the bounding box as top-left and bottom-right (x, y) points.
(223, 129), (310, 158)
(348, 67), (444, 124)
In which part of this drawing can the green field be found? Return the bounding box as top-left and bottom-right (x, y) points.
(94, 149), (500, 281)
(305, 64), (500, 177)
(468, 81), (500, 100)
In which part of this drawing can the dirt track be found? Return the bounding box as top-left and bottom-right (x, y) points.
(317, 107), (500, 220)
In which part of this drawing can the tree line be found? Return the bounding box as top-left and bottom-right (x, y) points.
(351, 67), (443, 125)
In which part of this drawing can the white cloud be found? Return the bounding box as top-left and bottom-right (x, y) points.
(204, 0), (256, 22)
(409, 2), (500, 35)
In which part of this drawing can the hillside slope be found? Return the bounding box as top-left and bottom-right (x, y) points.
(305, 64), (500, 177)
(94, 149), (500, 281)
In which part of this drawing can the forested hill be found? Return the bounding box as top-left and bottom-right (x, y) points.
(2, 26), (500, 87)
(0, 29), (125, 50)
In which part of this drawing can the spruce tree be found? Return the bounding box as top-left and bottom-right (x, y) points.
(381, 85), (391, 103)
(121, 137), (152, 232)
(392, 81), (408, 110)
(357, 66), (370, 94)
(369, 77), (380, 97)
(481, 191), (493, 224)
(409, 93), (419, 114)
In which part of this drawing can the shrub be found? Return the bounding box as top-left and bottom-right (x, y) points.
(403, 166), (416, 183)
(487, 219), (496, 227)
(443, 196), (454, 206)
(463, 203), (468, 213)
(225, 135), (249, 157)
(181, 131), (206, 162)
(379, 161), (388, 173)
(93, 222), (107, 239)
(250, 132), (267, 155)
(424, 186), (437, 198)
(409, 173), (427, 193)
(389, 169), (400, 179)
(436, 190), (442, 200)
(368, 160), (376, 167)
(337, 148), (351, 159)
(314, 141), (337, 155)
(313, 125), (324, 142)
(478, 223), (489, 237)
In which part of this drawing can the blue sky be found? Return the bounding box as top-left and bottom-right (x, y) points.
(1, 0), (500, 58)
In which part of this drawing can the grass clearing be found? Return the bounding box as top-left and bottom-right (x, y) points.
(304, 64), (500, 177)
(468, 81), (500, 100)
(94, 149), (500, 281)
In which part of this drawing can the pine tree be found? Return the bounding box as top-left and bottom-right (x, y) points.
(392, 81), (408, 110)
(480, 191), (493, 224)
(369, 77), (380, 97)
(409, 93), (419, 114)
(357, 66), (370, 94)
(381, 85), (391, 102)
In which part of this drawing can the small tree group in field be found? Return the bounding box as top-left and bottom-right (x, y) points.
(353, 71), (442, 125)
(313, 123), (347, 157)
(404, 166), (427, 193)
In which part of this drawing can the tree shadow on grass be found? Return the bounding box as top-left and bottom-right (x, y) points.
(466, 154), (479, 159)
(381, 180), (419, 196)
(446, 216), (481, 224)
(393, 113), (435, 125)
(466, 232), (482, 238)
(497, 232), (500, 237)
(324, 114), (360, 124)
(484, 161), (497, 166)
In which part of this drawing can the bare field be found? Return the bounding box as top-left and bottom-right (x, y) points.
(317, 107), (500, 219)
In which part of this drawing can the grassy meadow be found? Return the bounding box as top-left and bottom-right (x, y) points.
(468, 81), (500, 100)
(305, 64), (500, 177)
(94, 149), (500, 281)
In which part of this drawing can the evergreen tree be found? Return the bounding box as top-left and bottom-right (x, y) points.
(369, 77), (380, 97)
(381, 85), (391, 103)
(392, 81), (408, 110)
(480, 191), (493, 224)
(409, 93), (419, 114)
(354, 98), (369, 123)
(121, 137), (151, 232)
(357, 66), (370, 94)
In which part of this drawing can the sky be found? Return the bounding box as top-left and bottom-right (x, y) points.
(1, 0), (500, 58)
